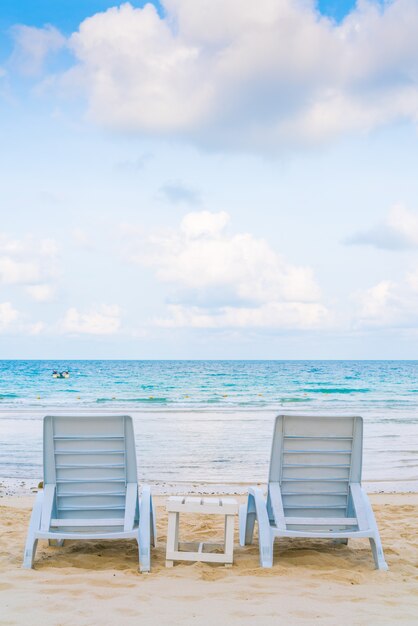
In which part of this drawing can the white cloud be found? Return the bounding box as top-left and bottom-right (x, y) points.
(346, 205), (418, 250)
(356, 280), (394, 321)
(180, 210), (229, 238)
(0, 257), (41, 285)
(0, 302), (20, 331)
(156, 302), (329, 330)
(139, 210), (320, 303)
(26, 284), (55, 302)
(128, 210), (329, 329)
(386, 205), (418, 247)
(0, 232), (58, 287)
(11, 24), (65, 76)
(354, 273), (418, 328)
(406, 269), (418, 292)
(0, 233), (27, 255)
(0, 301), (46, 335)
(60, 305), (121, 335)
(60, 0), (418, 152)
(27, 321), (45, 335)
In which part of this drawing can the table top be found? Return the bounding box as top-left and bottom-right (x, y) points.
(166, 495), (238, 514)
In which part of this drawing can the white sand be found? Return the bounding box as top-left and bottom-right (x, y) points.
(1, 493), (417, 625)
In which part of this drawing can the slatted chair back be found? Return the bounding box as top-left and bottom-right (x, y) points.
(268, 414), (363, 522)
(43, 415), (137, 527)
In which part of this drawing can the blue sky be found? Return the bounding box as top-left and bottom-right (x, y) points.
(0, 1), (364, 58)
(1, 0), (418, 359)
(0, 1), (359, 28)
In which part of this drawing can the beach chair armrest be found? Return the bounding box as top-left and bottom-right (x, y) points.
(247, 486), (266, 503)
(240, 489), (257, 546)
(239, 488), (268, 538)
(124, 483), (138, 531)
(248, 486), (272, 537)
(28, 489), (44, 532)
(351, 484), (379, 532)
(138, 485), (156, 572)
(139, 484), (157, 544)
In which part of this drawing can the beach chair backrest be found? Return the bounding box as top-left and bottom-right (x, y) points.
(268, 414), (363, 519)
(43, 415), (137, 522)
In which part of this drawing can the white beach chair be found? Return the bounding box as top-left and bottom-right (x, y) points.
(239, 414), (388, 570)
(23, 415), (156, 572)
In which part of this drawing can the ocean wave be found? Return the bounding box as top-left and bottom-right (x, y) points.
(96, 397), (168, 403)
(303, 388), (370, 394)
(304, 381), (333, 386)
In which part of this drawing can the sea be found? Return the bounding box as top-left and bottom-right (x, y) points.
(0, 360), (417, 491)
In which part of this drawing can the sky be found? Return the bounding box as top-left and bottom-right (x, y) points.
(1, 0), (418, 359)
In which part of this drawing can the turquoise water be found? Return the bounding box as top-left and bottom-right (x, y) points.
(0, 360), (417, 487)
(1, 359), (418, 413)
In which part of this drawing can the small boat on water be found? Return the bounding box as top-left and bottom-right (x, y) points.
(52, 370), (70, 379)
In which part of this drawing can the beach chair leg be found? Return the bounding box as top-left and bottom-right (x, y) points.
(166, 511), (179, 568)
(49, 539), (65, 547)
(369, 533), (388, 571)
(245, 488), (273, 567)
(139, 486), (152, 573)
(150, 497), (157, 548)
(239, 497), (256, 546)
(354, 486), (388, 571)
(23, 491), (43, 568)
(224, 513), (235, 565)
(138, 538), (150, 573)
(258, 523), (273, 568)
(23, 536), (39, 569)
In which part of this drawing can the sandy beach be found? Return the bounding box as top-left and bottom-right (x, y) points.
(1, 491), (417, 625)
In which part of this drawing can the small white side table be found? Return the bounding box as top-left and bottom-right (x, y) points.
(165, 496), (239, 567)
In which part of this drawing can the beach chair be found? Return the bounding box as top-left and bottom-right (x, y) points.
(239, 414), (388, 570)
(23, 415), (156, 572)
